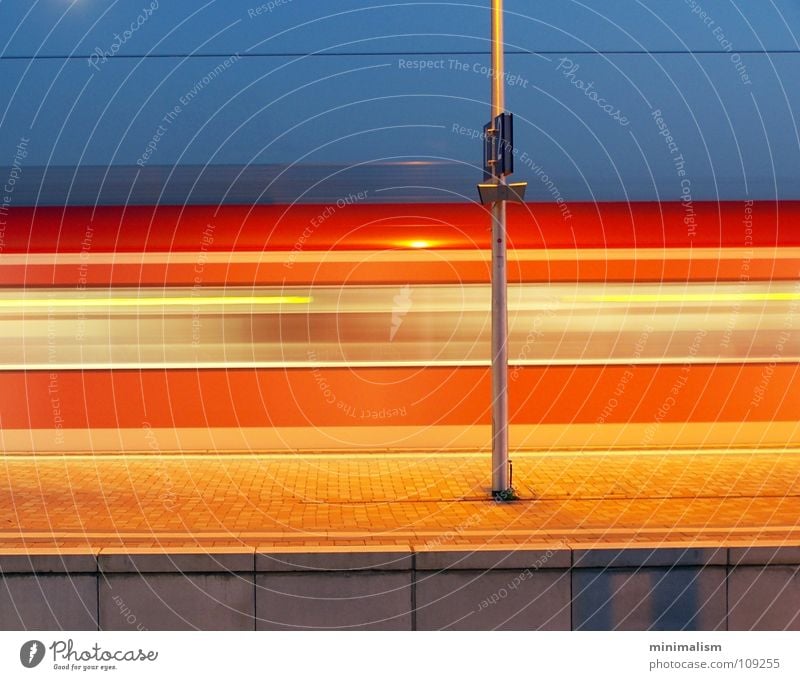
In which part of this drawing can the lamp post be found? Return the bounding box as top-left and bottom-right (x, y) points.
(477, 0), (526, 500)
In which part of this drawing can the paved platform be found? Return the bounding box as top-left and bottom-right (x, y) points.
(1, 448), (799, 550)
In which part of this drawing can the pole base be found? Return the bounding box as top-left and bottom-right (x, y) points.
(492, 487), (518, 502)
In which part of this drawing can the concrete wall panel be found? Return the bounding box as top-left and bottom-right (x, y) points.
(729, 566), (800, 631)
(416, 569), (570, 630)
(99, 574), (254, 631)
(256, 572), (412, 630)
(572, 567), (727, 631)
(0, 575), (97, 631)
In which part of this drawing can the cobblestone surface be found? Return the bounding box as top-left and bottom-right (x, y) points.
(1, 450), (798, 550)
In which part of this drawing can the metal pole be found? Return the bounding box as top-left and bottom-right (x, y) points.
(490, 0), (510, 497)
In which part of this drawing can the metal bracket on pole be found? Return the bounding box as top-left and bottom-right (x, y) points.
(477, 181), (528, 205)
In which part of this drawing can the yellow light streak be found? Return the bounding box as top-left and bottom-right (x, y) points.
(575, 292), (800, 304)
(0, 296), (312, 309)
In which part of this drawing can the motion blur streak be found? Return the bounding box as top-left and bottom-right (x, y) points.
(3, 281), (797, 370)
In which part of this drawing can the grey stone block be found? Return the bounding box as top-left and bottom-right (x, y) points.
(99, 573), (254, 630)
(0, 551), (97, 574)
(415, 569), (571, 630)
(99, 549), (253, 573)
(574, 548), (726, 569)
(416, 548), (571, 571)
(0, 575), (97, 630)
(729, 566), (800, 630)
(256, 572), (412, 630)
(573, 567), (727, 630)
(257, 548), (412, 572)
(730, 547), (800, 566)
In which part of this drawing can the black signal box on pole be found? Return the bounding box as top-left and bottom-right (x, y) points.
(483, 112), (514, 180)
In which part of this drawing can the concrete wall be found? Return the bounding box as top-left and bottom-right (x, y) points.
(1, 546), (798, 630)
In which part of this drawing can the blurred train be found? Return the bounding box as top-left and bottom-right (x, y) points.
(0, 200), (798, 454)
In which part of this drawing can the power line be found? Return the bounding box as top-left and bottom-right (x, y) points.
(1, 49), (798, 60)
